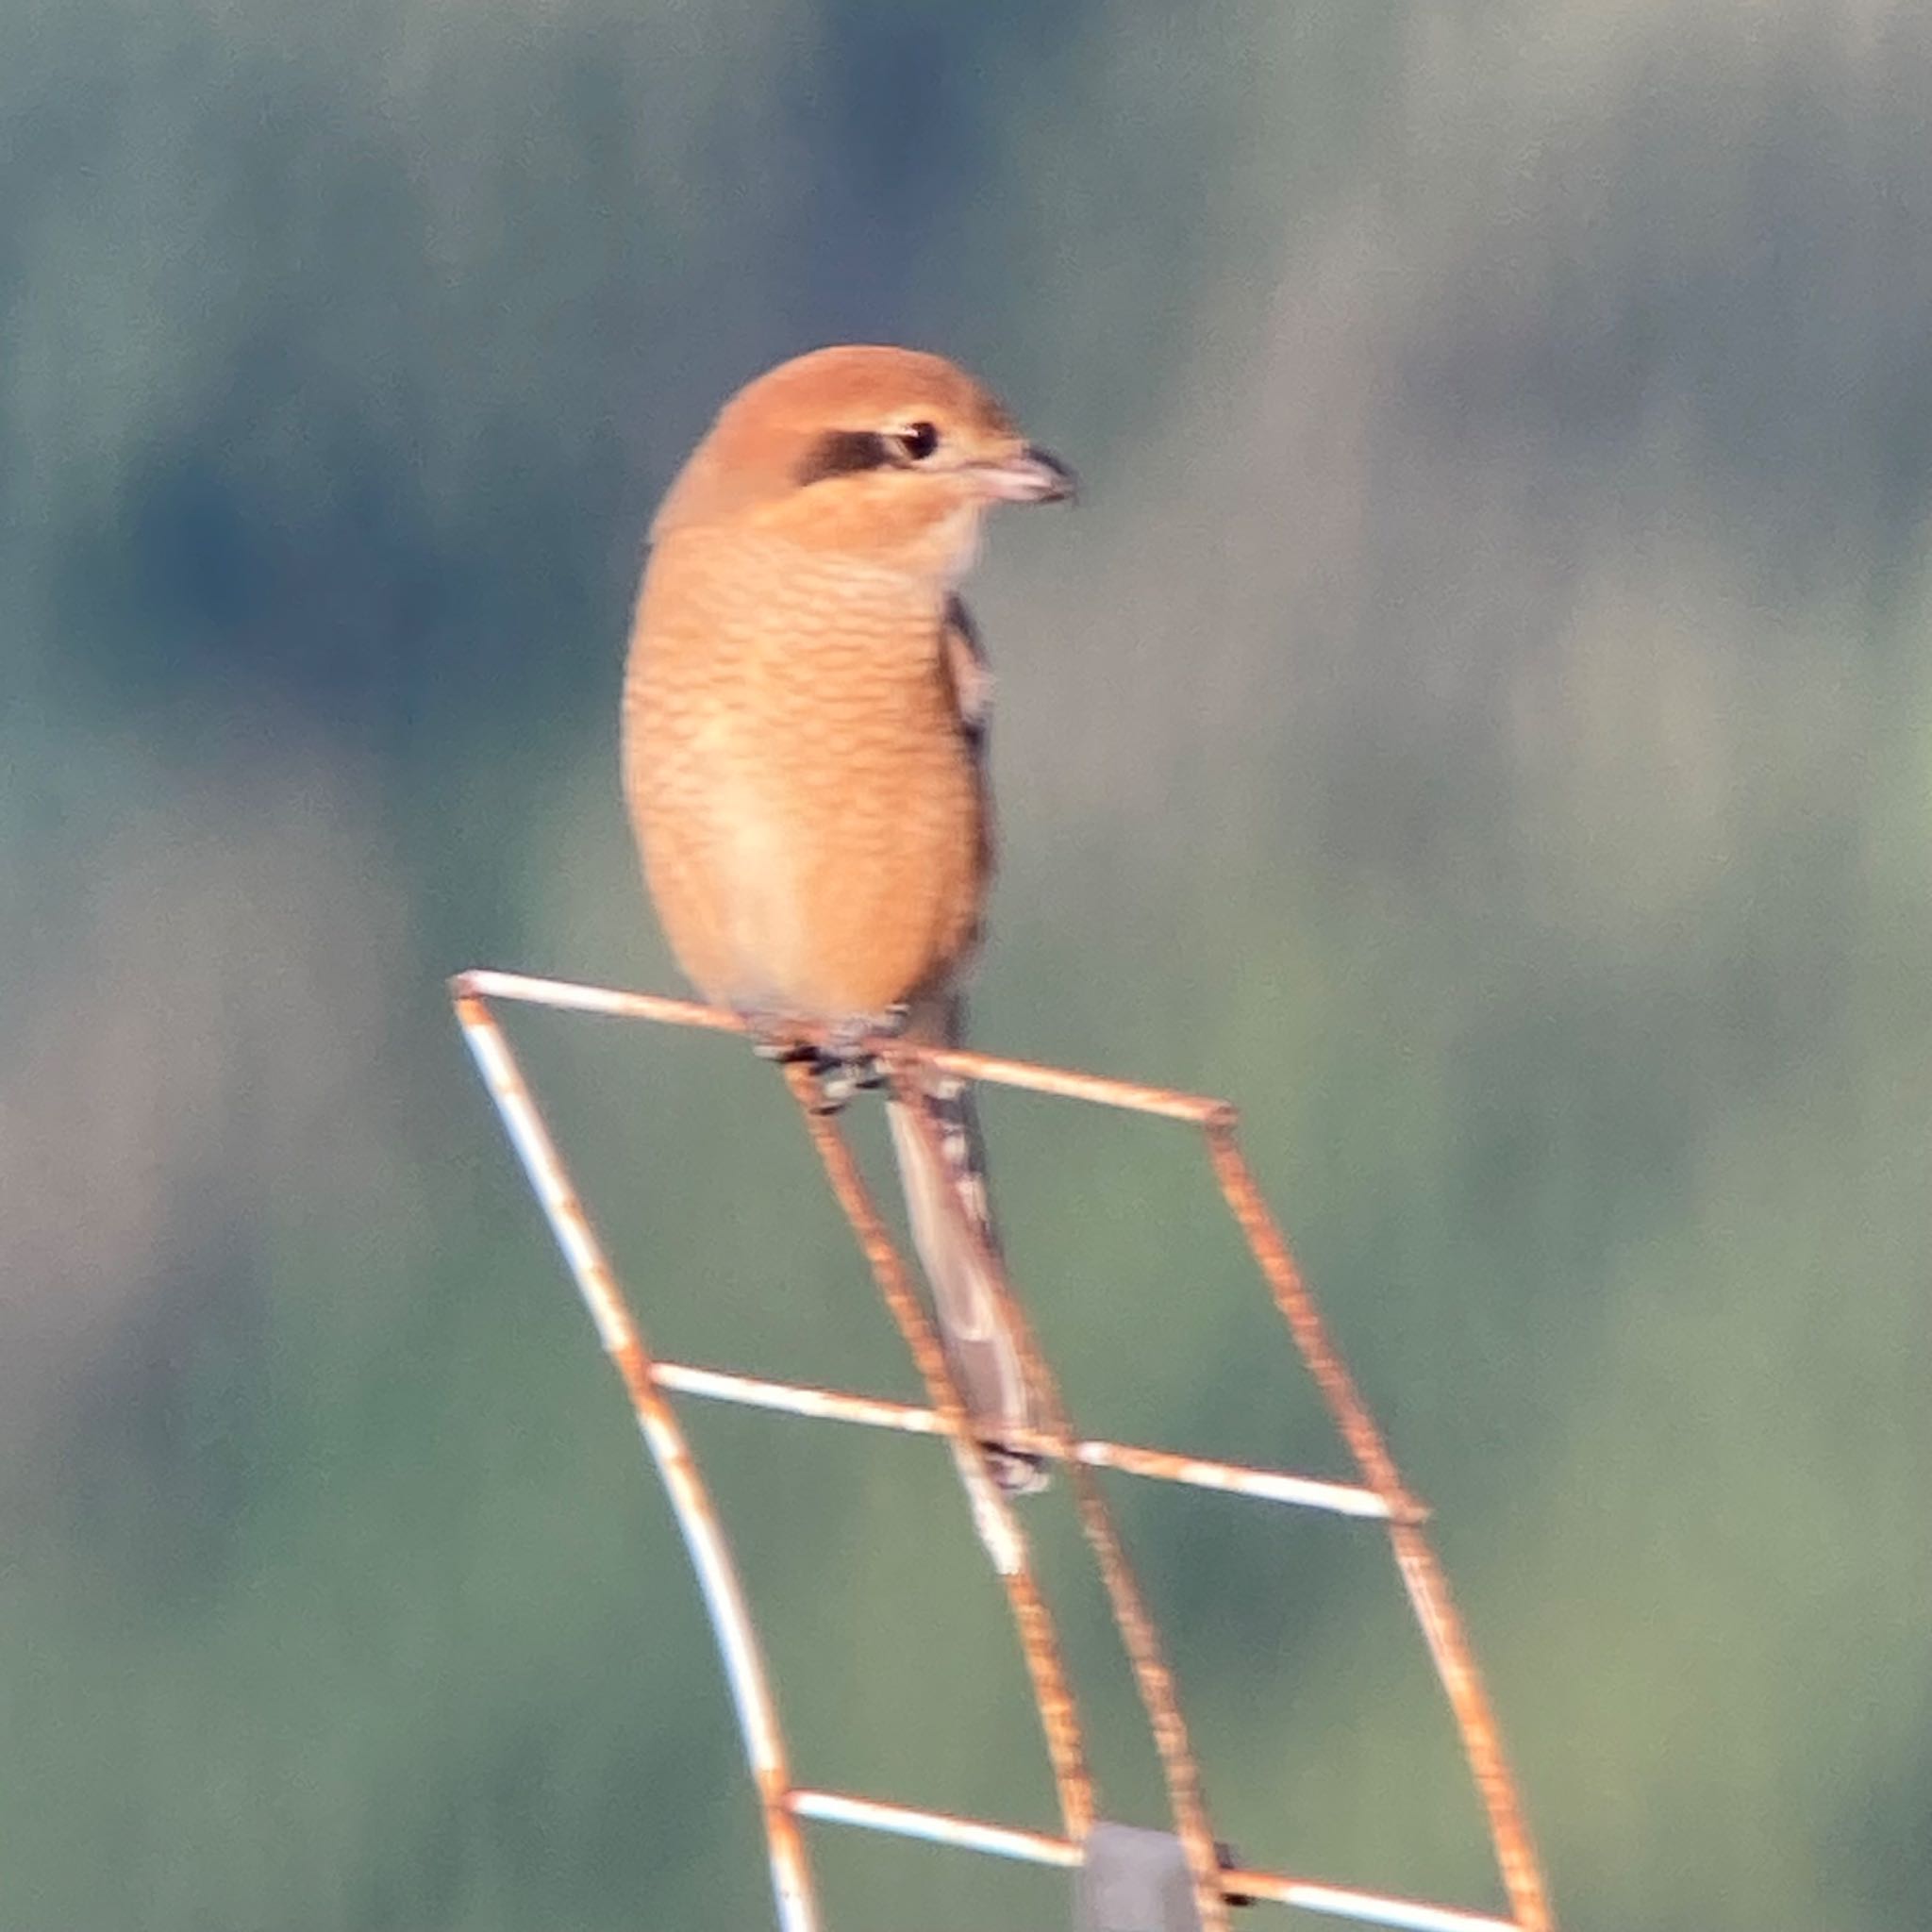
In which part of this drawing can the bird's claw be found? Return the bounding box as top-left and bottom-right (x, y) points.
(808, 1058), (875, 1114)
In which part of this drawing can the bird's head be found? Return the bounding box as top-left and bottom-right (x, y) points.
(650, 345), (1074, 582)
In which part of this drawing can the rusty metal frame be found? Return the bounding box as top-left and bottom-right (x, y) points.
(449, 967), (1556, 1932)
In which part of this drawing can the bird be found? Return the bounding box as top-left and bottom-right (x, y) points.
(622, 344), (1074, 1492)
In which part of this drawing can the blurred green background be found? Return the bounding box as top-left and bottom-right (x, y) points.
(7, 4), (1930, 1928)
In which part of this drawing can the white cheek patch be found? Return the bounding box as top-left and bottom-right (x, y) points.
(938, 506), (986, 587)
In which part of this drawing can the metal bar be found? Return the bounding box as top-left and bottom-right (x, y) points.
(1202, 1124), (1553, 1932)
(1387, 1528), (1550, 1932)
(452, 990), (819, 1932)
(788, 1790), (1521, 1932)
(790, 1788), (1079, 1868)
(651, 1360), (1395, 1521)
(454, 968), (743, 1036)
(783, 1059), (1098, 1844)
(881, 1064), (1229, 1932)
(452, 968), (1227, 1120)
(1224, 1874), (1522, 1932)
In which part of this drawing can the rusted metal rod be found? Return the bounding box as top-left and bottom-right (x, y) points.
(788, 1790), (1522, 1932)
(1204, 1124), (1553, 1932)
(452, 991), (819, 1932)
(650, 1359), (1398, 1520)
(452, 968), (1229, 1119)
(879, 1060), (1229, 1932)
(783, 1059), (1097, 1844)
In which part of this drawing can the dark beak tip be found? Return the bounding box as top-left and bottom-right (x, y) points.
(978, 443), (1077, 506)
(1026, 444), (1078, 505)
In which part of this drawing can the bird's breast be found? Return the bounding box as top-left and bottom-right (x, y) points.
(624, 535), (990, 1022)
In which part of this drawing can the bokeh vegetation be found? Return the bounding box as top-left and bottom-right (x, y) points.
(6, 6), (1930, 1928)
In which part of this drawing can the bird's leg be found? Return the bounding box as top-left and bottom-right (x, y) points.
(737, 1005), (910, 1110)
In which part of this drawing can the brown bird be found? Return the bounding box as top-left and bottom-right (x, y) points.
(622, 344), (1074, 1491)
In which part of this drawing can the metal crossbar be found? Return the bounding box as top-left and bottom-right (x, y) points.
(652, 1361), (1394, 1519)
(450, 967), (1556, 1932)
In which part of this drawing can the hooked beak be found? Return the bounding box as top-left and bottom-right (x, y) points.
(975, 443), (1077, 505)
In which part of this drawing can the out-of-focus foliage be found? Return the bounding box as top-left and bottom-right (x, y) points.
(6, 5), (1929, 1929)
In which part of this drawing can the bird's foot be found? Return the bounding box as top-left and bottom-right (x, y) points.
(740, 1005), (908, 1113)
(809, 1007), (909, 1112)
(816, 1007), (915, 1111)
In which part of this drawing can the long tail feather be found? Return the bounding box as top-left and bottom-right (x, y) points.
(886, 1000), (1046, 1493)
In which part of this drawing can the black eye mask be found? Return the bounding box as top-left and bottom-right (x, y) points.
(794, 428), (894, 486)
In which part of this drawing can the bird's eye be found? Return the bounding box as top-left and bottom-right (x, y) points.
(892, 421), (941, 461)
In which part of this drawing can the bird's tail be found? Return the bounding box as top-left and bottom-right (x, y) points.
(886, 999), (1047, 1494)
